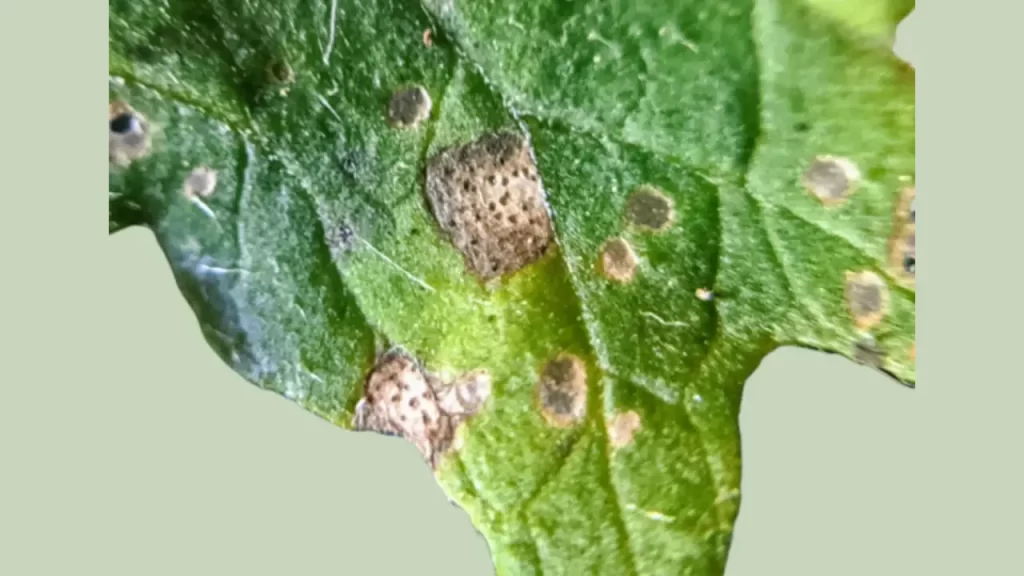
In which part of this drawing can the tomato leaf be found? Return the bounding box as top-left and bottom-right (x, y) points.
(108, 0), (915, 573)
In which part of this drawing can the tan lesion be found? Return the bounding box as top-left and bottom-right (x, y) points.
(844, 269), (889, 332)
(424, 131), (554, 282)
(887, 186), (916, 288)
(624, 184), (675, 232)
(352, 350), (492, 469)
(607, 410), (641, 449)
(535, 353), (588, 428)
(387, 84), (433, 129)
(109, 100), (152, 167)
(597, 237), (639, 283)
(801, 155), (861, 206)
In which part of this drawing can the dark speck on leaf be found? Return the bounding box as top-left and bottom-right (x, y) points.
(110, 113), (136, 134)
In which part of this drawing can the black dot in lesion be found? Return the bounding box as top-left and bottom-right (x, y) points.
(109, 102), (153, 167)
(903, 254), (915, 274)
(109, 113), (137, 134)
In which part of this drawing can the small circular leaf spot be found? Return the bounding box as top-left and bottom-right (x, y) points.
(598, 237), (638, 283)
(388, 84), (432, 128)
(266, 58), (295, 85)
(537, 354), (588, 428)
(844, 270), (889, 331)
(625, 185), (675, 231)
(802, 155), (860, 205)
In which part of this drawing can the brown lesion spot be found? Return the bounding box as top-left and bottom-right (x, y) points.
(267, 58), (295, 85)
(598, 237), (638, 283)
(109, 101), (151, 167)
(388, 84), (432, 128)
(844, 270), (889, 331)
(425, 132), (554, 281)
(537, 354), (588, 428)
(888, 187), (915, 287)
(265, 58), (296, 96)
(352, 351), (491, 469)
(607, 410), (641, 448)
(625, 185), (675, 231)
(802, 155), (860, 205)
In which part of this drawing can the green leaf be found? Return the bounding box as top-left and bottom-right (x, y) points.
(108, 0), (915, 573)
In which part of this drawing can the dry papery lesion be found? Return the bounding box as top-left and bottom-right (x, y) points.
(352, 349), (492, 469)
(424, 131), (554, 282)
(352, 347), (605, 469)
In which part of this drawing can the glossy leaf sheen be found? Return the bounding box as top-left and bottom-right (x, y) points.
(108, 0), (915, 574)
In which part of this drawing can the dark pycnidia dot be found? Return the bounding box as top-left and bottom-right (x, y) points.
(110, 113), (136, 134)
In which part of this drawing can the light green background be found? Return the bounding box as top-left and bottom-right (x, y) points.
(2, 2), (1022, 574)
